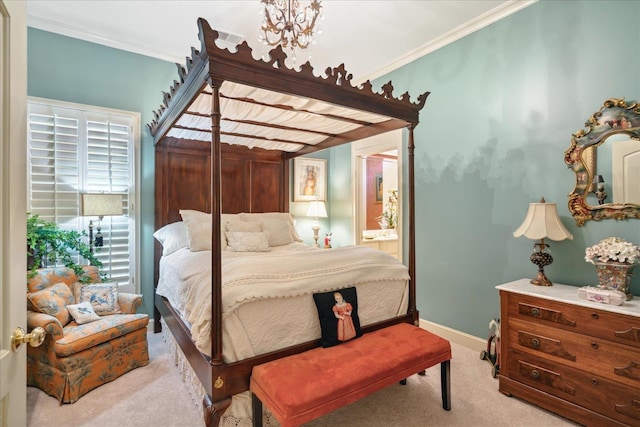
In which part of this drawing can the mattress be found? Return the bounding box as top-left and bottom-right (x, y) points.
(156, 243), (410, 361)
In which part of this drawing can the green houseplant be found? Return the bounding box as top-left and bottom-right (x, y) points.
(27, 213), (103, 282)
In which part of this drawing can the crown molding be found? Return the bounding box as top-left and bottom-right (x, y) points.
(357, 0), (538, 84)
(27, 14), (185, 63)
(28, 1), (538, 76)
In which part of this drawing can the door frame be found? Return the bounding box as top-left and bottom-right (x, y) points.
(0, 1), (28, 426)
(351, 130), (403, 260)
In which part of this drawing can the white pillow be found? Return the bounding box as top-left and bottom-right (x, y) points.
(180, 209), (213, 251)
(179, 210), (241, 251)
(260, 218), (294, 246)
(240, 212), (303, 243)
(225, 231), (270, 252)
(153, 221), (189, 256)
(67, 301), (101, 324)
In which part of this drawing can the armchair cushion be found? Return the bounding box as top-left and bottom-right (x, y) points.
(54, 313), (148, 357)
(27, 310), (64, 341)
(28, 266), (101, 293)
(27, 282), (74, 325)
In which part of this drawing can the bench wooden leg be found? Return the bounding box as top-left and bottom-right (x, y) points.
(441, 360), (451, 410)
(399, 378), (407, 385)
(252, 393), (263, 427)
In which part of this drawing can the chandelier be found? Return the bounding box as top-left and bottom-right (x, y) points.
(260, 0), (323, 51)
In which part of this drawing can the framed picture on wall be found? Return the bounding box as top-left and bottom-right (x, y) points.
(293, 157), (327, 201)
(375, 173), (383, 202)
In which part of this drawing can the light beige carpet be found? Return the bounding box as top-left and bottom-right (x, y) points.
(28, 331), (580, 427)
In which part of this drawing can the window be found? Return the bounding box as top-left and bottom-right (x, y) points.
(27, 97), (139, 292)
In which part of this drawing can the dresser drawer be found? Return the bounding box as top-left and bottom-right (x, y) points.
(507, 349), (640, 426)
(508, 317), (640, 389)
(506, 292), (640, 349)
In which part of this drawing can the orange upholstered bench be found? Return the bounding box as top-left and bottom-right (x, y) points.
(250, 323), (452, 427)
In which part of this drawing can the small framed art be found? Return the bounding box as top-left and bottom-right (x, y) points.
(293, 157), (327, 201)
(375, 173), (383, 202)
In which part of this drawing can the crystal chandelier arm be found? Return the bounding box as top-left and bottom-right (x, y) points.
(261, 0), (322, 50)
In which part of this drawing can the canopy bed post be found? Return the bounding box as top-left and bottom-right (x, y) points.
(205, 78), (233, 427)
(209, 78), (224, 365)
(407, 124), (418, 324)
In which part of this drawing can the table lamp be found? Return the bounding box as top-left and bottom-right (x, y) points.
(81, 193), (124, 252)
(513, 198), (573, 286)
(306, 200), (327, 248)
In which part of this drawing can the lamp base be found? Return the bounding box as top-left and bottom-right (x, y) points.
(312, 224), (320, 248)
(529, 239), (553, 286)
(530, 271), (552, 287)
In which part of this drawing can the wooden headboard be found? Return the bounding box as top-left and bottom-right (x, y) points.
(153, 136), (289, 285)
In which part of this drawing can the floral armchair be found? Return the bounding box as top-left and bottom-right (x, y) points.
(26, 266), (149, 403)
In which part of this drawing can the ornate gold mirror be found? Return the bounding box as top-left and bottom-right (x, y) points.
(565, 98), (640, 226)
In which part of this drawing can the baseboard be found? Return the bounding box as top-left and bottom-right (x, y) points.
(419, 318), (486, 353)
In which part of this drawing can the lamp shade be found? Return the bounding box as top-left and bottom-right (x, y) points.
(306, 200), (327, 218)
(81, 193), (123, 217)
(513, 200), (573, 241)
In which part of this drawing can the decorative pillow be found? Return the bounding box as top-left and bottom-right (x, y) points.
(225, 231), (270, 252)
(259, 218), (294, 247)
(77, 282), (120, 315)
(67, 301), (101, 324)
(226, 221), (262, 233)
(313, 287), (362, 348)
(240, 212), (303, 243)
(153, 221), (189, 256)
(27, 282), (74, 325)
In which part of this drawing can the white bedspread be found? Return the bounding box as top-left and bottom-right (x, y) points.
(156, 243), (410, 361)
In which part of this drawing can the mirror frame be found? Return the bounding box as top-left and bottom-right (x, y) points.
(564, 98), (640, 226)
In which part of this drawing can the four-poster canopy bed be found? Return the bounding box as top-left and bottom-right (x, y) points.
(149, 18), (428, 427)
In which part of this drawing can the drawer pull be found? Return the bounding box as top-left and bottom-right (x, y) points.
(531, 338), (540, 348)
(531, 370), (540, 380)
(591, 342), (599, 350)
(591, 312), (599, 319)
(614, 361), (640, 381)
(591, 378), (598, 385)
(615, 399), (640, 420)
(531, 307), (540, 317)
(614, 327), (640, 343)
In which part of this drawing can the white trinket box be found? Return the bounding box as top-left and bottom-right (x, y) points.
(577, 286), (626, 306)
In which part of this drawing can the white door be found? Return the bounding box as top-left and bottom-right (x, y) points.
(612, 139), (640, 204)
(0, 1), (28, 426)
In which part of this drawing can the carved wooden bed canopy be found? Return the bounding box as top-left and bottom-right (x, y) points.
(148, 18), (429, 426)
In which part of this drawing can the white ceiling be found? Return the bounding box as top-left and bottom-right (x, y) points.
(26, 0), (535, 81)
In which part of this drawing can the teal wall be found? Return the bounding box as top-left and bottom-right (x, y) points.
(28, 28), (177, 315)
(329, 0), (639, 338)
(27, 0), (640, 339)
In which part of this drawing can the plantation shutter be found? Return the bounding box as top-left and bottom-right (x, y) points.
(27, 99), (138, 289)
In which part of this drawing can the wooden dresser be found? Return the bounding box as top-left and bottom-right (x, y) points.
(497, 279), (640, 427)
